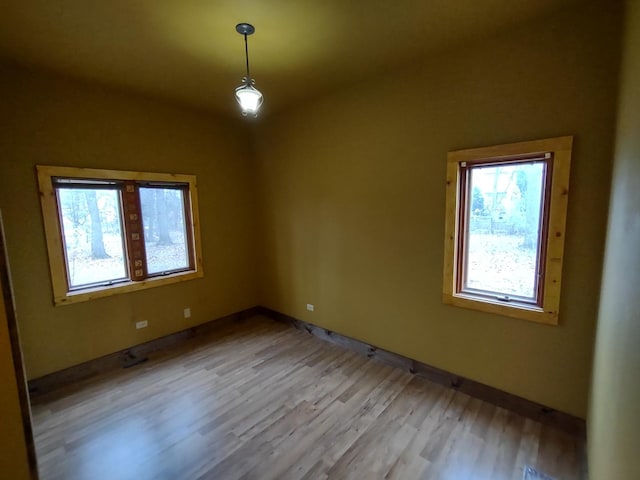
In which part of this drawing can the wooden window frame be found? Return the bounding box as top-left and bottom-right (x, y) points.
(442, 137), (572, 325)
(37, 166), (204, 306)
(457, 156), (552, 307)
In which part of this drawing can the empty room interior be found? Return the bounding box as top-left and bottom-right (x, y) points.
(1, 0), (639, 479)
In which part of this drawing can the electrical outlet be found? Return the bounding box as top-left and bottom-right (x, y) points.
(306, 304), (315, 312)
(183, 307), (191, 319)
(135, 320), (148, 329)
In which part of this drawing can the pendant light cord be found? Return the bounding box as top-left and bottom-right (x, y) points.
(244, 34), (251, 79)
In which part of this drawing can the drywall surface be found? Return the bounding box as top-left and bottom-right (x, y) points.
(588, 0), (640, 478)
(254, 3), (621, 417)
(0, 66), (259, 379)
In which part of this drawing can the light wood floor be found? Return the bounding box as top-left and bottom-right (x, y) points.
(31, 316), (585, 480)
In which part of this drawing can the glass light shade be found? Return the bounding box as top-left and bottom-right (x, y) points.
(235, 84), (263, 116)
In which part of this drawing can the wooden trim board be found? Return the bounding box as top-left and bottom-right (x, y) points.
(1, 211), (39, 479)
(35, 165), (205, 306)
(28, 305), (585, 437)
(257, 306), (586, 437)
(442, 136), (573, 325)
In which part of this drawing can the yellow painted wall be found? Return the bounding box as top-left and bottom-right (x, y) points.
(589, 0), (640, 477)
(0, 274), (31, 479)
(0, 0), (627, 426)
(254, 2), (622, 418)
(0, 66), (259, 379)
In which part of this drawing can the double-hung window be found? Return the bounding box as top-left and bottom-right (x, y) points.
(442, 137), (572, 324)
(37, 166), (203, 305)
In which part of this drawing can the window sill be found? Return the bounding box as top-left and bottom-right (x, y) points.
(442, 292), (558, 325)
(54, 269), (204, 306)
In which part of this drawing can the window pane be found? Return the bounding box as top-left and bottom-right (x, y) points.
(140, 187), (190, 275)
(57, 188), (128, 288)
(463, 161), (545, 300)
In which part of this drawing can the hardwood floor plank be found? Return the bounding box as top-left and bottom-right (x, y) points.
(511, 419), (542, 479)
(31, 316), (586, 480)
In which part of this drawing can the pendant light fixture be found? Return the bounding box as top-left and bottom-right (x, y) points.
(235, 23), (263, 117)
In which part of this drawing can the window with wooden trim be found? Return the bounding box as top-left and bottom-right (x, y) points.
(37, 166), (203, 305)
(443, 137), (572, 324)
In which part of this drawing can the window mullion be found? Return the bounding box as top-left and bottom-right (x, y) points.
(121, 182), (149, 281)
